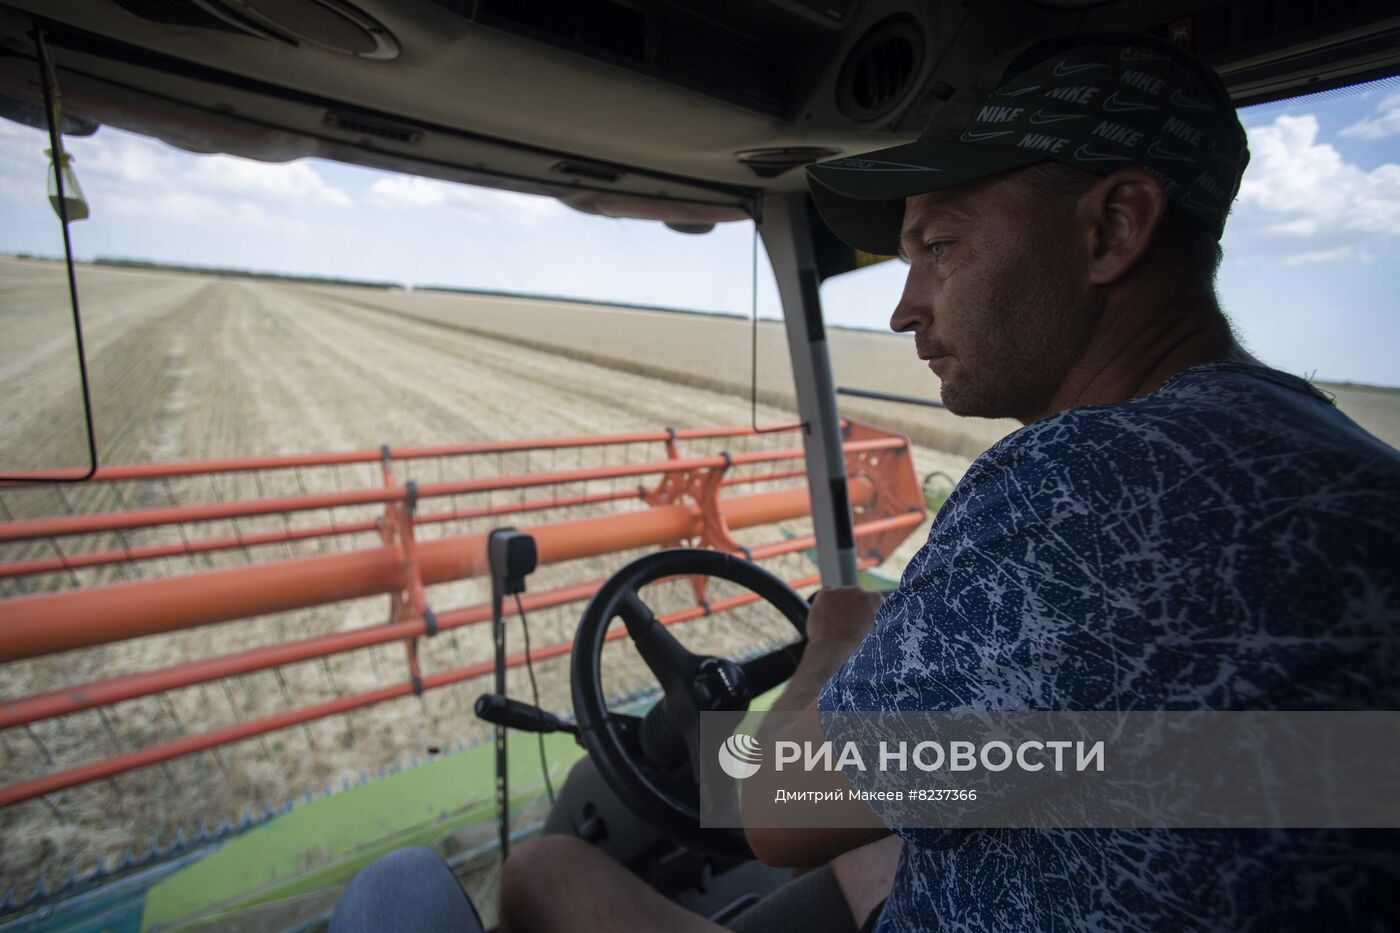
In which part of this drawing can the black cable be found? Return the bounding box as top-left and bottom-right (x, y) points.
(514, 593), (555, 806)
(6, 29), (100, 483)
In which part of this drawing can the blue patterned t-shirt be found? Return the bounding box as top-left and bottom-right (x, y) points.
(818, 362), (1400, 932)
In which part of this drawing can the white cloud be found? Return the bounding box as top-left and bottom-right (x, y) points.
(368, 174), (562, 220)
(1339, 91), (1400, 140)
(75, 133), (173, 186)
(368, 175), (455, 208)
(186, 154), (351, 207)
(100, 190), (307, 234)
(1235, 113), (1400, 237)
(11, 127), (344, 233)
(0, 121), (348, 224)
(1278, 245), (1375, 266)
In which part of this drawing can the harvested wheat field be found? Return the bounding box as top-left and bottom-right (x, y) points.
(3, 255), (1398, 904)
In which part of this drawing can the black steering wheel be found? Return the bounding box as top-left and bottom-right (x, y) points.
(570, 548), (809, 856)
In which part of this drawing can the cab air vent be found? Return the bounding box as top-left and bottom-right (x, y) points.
(836, 16), (925, 122)
(551, 160), (624, 183)
(324, 111), (422, 144)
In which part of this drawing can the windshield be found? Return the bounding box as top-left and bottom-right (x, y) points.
(0, 114), (928, 920)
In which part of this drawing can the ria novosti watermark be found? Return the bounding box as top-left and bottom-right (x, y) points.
(698, 711), (1400, 830)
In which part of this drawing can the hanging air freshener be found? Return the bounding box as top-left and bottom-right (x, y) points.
(46, 147), (88, 222)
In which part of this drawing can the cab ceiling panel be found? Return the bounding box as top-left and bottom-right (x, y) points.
(1, 0), (1396, 204)
(3, 0), (968, 195)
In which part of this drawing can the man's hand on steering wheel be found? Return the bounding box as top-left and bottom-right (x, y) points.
(807, 587), (884, 650)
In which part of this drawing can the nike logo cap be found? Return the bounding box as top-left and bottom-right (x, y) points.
(807, 32), (1250, 256)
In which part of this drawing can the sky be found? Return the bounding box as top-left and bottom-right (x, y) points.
(1, 79), (1398, 387)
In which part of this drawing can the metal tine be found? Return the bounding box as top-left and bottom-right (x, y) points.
(53, 484), (76, 517)
(293, 466), (325, 554)
(164, 477), (211, 572)
(200, 685), (236, 780)
(319, 659), (356, 743)
(205, 473), (228, 556)
(219, 680), (241, 718)
(104, 774), (126, 807)
(107, 484), (140, 580)
(210, 472), (251, 566)
(23, 722), (56, 767)
(329, 466), (346, 552)
(252, 471), (293, 561)
(158, 692), (184, 733)
(0, 502), (24, 596)
(45, 534), (82, 588)
(38, 793), (64, 821)
(157, 760), (181, 795)
(96, 707), (123, 753)
(278, 507), (297, 558)
(273, 666), (317, 751)
(138, 477), (181, 579)
(221, 677), (274, 760)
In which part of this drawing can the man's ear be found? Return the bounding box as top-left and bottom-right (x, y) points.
(1078, 168), (1168, 286)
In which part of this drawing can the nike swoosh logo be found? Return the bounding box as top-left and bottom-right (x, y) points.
(1147, 140), (1196, 163)
(1102, 92), (1158, 112)
(959, 129), (1014, 142)
(1053, 61), (1107, 76)
(1207, 141), (1237, 165)
(1121, 48), (1169, 62)
(1073, 144), (1131, 162)
(819, 160), (941, 171)
(991, 84), (1040, 98)
(1181, 190), (1217, 212)
(1028, 110), (1086, 125)
(1171, 89), (1213, 111)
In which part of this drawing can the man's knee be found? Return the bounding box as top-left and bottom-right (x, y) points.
(500, 834), (598, 923)
(364, 845), (450, 882)
(331, 845), (478, 933)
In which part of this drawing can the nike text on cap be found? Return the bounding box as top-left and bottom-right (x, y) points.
(807, 32), (1250, 256)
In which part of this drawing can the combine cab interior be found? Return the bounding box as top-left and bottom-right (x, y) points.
(0, 1), (1397, 930)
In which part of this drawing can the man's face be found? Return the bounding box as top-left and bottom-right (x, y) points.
(891, 170), (1096, 422)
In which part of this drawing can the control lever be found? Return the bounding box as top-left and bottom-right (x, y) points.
(487, 527), (538, 860)
(475, 693), (577, 736)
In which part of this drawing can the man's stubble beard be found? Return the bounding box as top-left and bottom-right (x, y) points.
(937, 228), (1093, 423)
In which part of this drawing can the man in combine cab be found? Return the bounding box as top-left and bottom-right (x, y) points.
(341, 32), (1400, 933)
